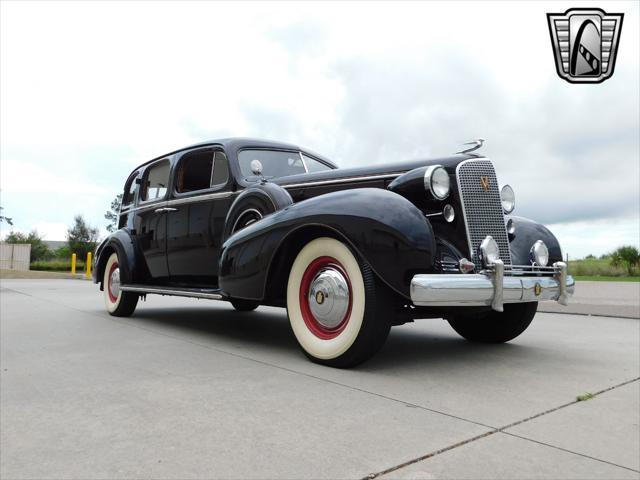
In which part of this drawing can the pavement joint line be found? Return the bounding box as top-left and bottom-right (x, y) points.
(5, 285), (639, 478)
(2, 286), (498, 432)
(537, 310), (640, 320)
(363, 377), (640, 479)
(501, 431), (640, 474)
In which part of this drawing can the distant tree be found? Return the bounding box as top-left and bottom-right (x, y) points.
(5, 230), (51, 262)
(610, 246), (640, 276)
(0, 206), (13, 226)
(104, 193), (123, 233)
(67, 215), (99, 261)
(585, 254), (595, 260)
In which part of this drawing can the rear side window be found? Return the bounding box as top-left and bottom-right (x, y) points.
(141, 159), (170, 201)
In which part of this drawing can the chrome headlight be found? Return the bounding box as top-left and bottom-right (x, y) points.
(500, 184), (515, 214)
(424, 165), (450, 200)
(530, 240), (549, 266)
(479, 236), (500, 267)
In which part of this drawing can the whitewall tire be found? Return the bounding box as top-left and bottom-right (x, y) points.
(103, 252), (138, 317)
(286, 237), (392, 367)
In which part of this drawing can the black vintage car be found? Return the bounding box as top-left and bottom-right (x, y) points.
(93, 137), (574, 367)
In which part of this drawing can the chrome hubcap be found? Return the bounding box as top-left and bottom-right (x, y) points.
(109, 268), (121, 299)
(307, 268), (350, 329)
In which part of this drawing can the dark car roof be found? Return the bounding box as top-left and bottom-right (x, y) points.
(129, 137), (337, 175)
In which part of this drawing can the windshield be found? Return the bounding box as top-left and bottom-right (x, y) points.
(238, 149), (332, 179)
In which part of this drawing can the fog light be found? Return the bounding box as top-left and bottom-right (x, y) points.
(506, 218), (515, 235)
(530, 240), (549, 266)
(443, 204), (455, 222)
(479, 236), (500, 267)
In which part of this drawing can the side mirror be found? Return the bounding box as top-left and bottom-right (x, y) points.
(250, 160), (263, 176)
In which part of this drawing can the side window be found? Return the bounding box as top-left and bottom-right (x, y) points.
(302, 153), (332, 173)
(122, 171), (139, 207)
(176, 151), (213, 193)
(211, 151), (229, 187)
(141, 159), (170, 201)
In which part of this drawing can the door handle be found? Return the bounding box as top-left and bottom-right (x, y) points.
(154, 207), (178, 214)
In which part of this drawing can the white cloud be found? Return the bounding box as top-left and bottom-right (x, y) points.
(0, 0), (638, 254)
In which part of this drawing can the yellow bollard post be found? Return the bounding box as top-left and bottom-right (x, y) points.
(86, 252), (92, 279)
(71, 253), (76, 275)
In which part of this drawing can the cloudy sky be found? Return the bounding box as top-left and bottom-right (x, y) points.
(1, 0), (638, 258)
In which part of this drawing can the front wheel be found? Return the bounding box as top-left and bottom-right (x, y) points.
(103, 252), (138, 317)
(447, 302), (538, 343)
(286, 237), (392, 368)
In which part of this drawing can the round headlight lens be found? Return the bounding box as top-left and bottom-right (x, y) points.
(479, 236), (500, 266)
(530, 240), (549, 266)
(500, 184), (515, 214)
(424, 166), (450, 200)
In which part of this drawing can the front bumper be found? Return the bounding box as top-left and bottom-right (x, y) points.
(410, 261), (574, 312)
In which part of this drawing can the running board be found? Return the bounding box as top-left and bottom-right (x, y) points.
(120, 285), (225, 300)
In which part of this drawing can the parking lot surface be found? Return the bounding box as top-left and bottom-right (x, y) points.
(1, 279), (639, 479)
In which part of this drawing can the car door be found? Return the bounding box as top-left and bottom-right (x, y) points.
(133, 158), (172, 279)
(166, 148), (233, 286)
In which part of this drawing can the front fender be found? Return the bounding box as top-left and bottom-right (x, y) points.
(219, 188), (436, 300)
(507, 216), (563, 265)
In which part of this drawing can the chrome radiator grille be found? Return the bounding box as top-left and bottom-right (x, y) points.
(456, 159), (512, 266)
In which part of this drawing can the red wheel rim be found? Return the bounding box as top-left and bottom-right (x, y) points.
(107, 261), (119, 303)
(299, 256), (352, 340)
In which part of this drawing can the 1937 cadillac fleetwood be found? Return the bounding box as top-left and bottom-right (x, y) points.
(93, 138), (574, 367)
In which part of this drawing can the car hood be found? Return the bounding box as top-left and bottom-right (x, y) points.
(271, 154), (477, 187)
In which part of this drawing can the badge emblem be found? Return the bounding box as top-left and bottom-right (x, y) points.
(480, 176), (490, 192)
(547, 8), (624, 84)
(534, 283), (542, 296)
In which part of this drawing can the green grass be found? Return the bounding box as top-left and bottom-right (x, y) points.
(569, 257), (636, 278)
(30, 260), (86, 272)
(574, 275), (640, 282)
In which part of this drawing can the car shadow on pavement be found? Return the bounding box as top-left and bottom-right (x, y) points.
(125, 305), (531, 371)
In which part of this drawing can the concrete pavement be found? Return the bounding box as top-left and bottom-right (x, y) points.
(1, 279), (638, 479)
(539, 281), (640, 319)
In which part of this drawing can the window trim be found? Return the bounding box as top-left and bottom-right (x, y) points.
(138, 158), (172, 205)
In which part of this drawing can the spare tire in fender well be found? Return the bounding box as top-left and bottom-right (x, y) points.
(222, 182), (293, 241)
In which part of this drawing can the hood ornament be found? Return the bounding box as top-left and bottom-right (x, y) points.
(457, 138), (485, 154)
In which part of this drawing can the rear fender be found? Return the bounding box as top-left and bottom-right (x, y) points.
(219, 188), (436, 301)
(94, 229), (144, 287)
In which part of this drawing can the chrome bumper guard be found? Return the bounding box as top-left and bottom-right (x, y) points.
(410, 261), (574, 312)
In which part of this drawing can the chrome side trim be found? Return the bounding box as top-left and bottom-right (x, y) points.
(120, 191), (237, 214)
(120, 285), (224, 300)
(281, 173), (402, 189)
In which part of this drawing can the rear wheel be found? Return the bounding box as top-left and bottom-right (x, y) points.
(103, 252), (138, 317)
(447, 302), (538, 343)
(286, 237), (392, 368)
